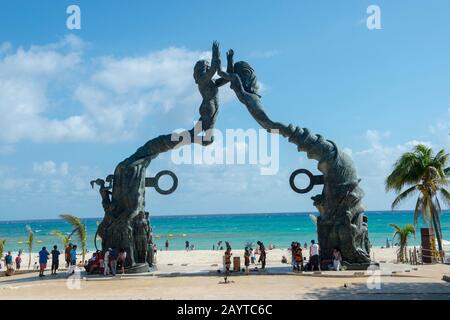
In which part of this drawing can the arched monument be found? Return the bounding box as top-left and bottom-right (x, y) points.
(92, 42), (373, 272)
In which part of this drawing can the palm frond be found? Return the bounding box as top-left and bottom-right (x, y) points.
(59, 214), (87, 261)
(439, 188), (450, 208)
(391, 185), (418, 209)
(51, 230), (71, 248)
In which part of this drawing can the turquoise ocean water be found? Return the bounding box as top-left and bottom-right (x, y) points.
(0, 211), (449, 252)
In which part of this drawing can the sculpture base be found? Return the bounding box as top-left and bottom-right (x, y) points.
(341, 261), (379, 271)
(125, 263), (151, 274)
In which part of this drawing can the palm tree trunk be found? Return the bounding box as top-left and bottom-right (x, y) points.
(430, 206), (443, 261)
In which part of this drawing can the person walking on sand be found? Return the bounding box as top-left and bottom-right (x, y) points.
(309, 240), (320, 271)
(185, 241), (190, 251)
(165, 239), (169, 251)
(5, 251), (13, 271)
(65, 243), (72, 268)
(68, 245), (77, 275)
(50, 245), (60, 275)
(224, 247), (232, 282)
(15, 252), (22, 270)
(38, 247), (50, 277)
(244, 247), (251, 275)
(257, 241), (266, 269)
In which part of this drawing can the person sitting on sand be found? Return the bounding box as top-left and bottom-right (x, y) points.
(38, 247), (50, 277)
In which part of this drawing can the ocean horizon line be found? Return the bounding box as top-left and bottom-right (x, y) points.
(1, 209), (447, 223)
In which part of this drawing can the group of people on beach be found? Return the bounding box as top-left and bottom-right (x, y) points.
(220, 239), (344, 276)
(84, 247), (127, 276)
(31, 243), (128, 277)
(36, 244), (76, 277)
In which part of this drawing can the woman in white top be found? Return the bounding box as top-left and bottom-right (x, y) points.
(332, 248), (342, 271)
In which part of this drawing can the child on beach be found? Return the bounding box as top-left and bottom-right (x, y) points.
(250, 249), (256, 265)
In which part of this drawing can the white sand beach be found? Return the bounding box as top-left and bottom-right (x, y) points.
(1, 247), (449, 300)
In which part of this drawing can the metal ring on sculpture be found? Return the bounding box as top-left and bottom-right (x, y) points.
(289, 169), (325, 194)
(153, 170), (178, 195)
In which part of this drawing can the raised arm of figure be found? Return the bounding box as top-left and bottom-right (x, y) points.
(215, 49), (234, 87)
(201, 40), (220, 82)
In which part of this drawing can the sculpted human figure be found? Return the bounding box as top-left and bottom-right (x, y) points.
(90, 176), (114, 214)
(217, 49), (287, 134)
(190, 41), (232, 145)
(217, 45), (370, 266)
(133, 211), (148, 263)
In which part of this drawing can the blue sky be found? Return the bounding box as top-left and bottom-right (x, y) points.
(1, 0), (450, 220)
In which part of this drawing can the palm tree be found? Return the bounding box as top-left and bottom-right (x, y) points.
(385, 144), (449, 260)
(26, 225), (34, 269)
(51, 230), (72, 248)
(390, 224), (416, 263)
(0, 239), (6, 260)
(59, 214), (87, 262)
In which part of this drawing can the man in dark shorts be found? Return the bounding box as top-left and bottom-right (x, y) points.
(51, 245), (60, 275)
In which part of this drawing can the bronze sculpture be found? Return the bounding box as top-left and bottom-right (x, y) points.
(93, 41), (372, 272)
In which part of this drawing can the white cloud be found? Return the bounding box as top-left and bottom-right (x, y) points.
(33, 161), (69, 176)
(347, 129), (434, 210)
(0, 37), (235, 145)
